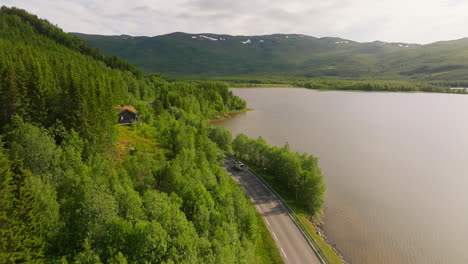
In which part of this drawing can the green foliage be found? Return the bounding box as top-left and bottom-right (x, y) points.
(7, 116), (60, 177)
(73, 239), (102, 264)
(152, 81), (246, 119)
(206, 125), (233, 153)
(294, 79), (458, 93)
(0, 10), (124, 143)
(0, 144), (45, 263)
(0, 97), (268, 263)
(233, 134), (326, 215)
(1, 6), (142, 78)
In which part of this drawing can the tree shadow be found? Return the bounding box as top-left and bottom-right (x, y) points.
(254, 197), (286, 216)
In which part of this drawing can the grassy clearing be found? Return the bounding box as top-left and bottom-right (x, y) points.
(115, 125), (164, 161)
(245, 162), (344, 264)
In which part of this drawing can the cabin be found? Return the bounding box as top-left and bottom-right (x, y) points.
(116, 105), (138, 125)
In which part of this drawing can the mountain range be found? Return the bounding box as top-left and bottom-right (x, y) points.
(72, 32), (468, 80)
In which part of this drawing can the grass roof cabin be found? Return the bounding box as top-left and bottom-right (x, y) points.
(116, 105), (138, 125)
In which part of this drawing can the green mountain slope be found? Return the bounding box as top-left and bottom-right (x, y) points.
(72, 32), (468, 80)
(0, 6), (288, 263)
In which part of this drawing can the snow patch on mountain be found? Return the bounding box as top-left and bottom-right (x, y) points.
(242, 39), (251, 44)
(200, 35), (218, 41)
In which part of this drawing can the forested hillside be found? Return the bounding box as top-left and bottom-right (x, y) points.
(0, 7), (293, 263)
(73, 32), (468, 80)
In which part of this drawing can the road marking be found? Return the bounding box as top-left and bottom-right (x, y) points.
(281, 248), (288, 259)
(272, 231), (278, 241)
(226, 160), (324, 264)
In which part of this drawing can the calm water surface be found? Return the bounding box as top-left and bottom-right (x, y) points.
(219, 88), (468, 264)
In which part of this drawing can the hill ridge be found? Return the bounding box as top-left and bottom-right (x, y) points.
(72, 31), (433, 45)
(73, 31), (468, 79)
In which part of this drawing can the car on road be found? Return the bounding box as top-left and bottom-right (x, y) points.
(234, 161), (244, 171)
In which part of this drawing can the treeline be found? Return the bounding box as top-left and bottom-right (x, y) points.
(169, 77), (468, 93)
(0, 7), (282, 264)
(0, 6), (142, 77)
(231, 135), (326, 215)
(428, 80), (468, 88)
(293, 79), (461, 93)
(152, 82), (246, 119)
(165, 76), (296, 88)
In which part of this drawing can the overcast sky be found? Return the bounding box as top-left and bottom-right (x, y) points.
(4, 0), (468, 44)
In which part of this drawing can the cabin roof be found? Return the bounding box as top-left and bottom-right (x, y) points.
(115, 105), (138, 114)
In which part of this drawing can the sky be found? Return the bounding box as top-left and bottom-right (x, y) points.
(3, 0), (468, 44)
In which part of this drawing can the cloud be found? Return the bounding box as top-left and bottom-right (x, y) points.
(4, 0), (468, 43)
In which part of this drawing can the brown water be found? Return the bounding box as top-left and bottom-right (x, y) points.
(219, 88), (468, 264)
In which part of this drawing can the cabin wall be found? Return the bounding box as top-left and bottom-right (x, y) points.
(118, 111), (137, 124)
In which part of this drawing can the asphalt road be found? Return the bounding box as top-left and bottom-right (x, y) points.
(225, 157), (323, 264)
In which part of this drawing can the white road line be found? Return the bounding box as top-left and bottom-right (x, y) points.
(227, 159), (322, 264)
(272, 231), (278, 241)
(280, 247), (288, 259)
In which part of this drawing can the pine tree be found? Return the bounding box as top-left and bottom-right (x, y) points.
(0, 146), (45, 263)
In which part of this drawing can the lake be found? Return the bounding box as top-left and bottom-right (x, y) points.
(218, 88), (468, 264)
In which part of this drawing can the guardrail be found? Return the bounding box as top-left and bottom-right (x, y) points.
(227, 155), (331, 264)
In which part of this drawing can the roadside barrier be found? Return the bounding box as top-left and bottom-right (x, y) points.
(226, 155), (331, 264)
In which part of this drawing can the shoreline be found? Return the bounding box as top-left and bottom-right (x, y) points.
(206, 108), (253, 123)
(314, 223), (349, 264)
(230, 85), (468, 95)
(215, 98), (346, 263)
(213, 107), (346, 263)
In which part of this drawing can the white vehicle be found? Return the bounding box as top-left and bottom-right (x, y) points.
(234, 161), (244, 171)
